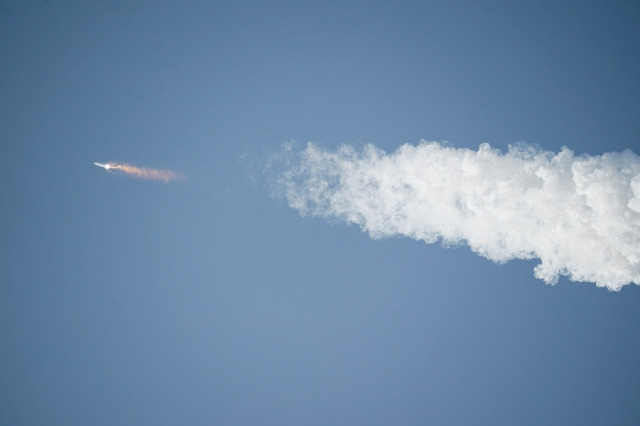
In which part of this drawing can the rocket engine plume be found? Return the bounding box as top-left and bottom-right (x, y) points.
(94, 161), (179, 182)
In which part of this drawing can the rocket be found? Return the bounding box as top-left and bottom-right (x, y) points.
(92, 161), (178, 182)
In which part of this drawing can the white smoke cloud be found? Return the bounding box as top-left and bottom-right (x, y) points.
(269, 141), (640, 291)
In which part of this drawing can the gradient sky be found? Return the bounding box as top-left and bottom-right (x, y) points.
(2, 1), (640, 425)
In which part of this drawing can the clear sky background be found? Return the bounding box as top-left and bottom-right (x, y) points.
(2, 1), (640, 425)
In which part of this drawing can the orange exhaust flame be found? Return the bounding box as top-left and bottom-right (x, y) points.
(107, 162), (180, 182)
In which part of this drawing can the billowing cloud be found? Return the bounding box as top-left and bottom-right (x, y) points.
(269, 141), (640, 291)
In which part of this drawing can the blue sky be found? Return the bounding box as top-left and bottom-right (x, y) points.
(2, 1), (640, 424)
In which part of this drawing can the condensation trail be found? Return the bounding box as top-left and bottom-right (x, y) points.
(106, 162), (179, 182)
(268, 141), (640, 291)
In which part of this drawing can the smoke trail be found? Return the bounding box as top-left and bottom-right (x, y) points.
(269, 141), (640, 291)
(108, 162), (179, 182)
